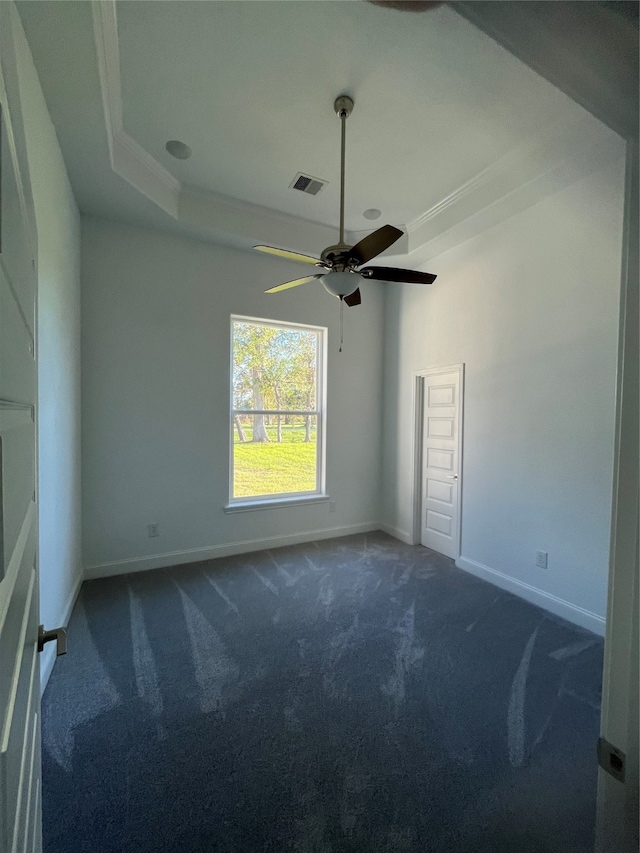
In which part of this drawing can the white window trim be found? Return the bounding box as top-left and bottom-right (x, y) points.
(228, 315), (327, 508)
(223, 495), (330, 514)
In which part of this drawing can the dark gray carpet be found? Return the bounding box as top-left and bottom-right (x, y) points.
(42, 532), (603, 853)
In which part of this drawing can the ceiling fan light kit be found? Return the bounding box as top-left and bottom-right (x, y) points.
(320, 269), (361, 299)
(254, 94), (437, 306)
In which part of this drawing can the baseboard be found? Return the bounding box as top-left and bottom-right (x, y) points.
(456, 556), (606, 636)
(84, 522), (381, 580)
(40, 571), (83, 693)
(379, 522), (415, 546)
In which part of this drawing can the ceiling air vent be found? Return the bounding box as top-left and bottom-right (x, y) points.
(290, 172), (327, 196)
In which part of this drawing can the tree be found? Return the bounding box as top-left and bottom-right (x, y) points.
(250, 366), (269, 442)
(266, 330), (301, 442)
(234, 415), (247, 442)
(232, 322), (317, 444)
(287, 332), (317, 442)
(233, 323), (277, 443)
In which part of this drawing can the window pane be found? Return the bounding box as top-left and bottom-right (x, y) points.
(233, 413), (317, 498)
(232, 322), (317, 412)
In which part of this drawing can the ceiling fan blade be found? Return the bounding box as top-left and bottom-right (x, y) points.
(360, 266), (437, 284)
(254, 245), (322, 266)
(265, 274), (322, 294)
(349, 225), (403, 265)
(343, 288), (361, 307)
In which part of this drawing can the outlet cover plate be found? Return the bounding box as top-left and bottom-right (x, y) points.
(535, 550), (548, 569)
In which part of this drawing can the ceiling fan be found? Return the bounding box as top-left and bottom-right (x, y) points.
(254, 95), (437, 307)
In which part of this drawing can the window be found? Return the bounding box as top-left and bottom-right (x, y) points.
(229, 316), (326, 506)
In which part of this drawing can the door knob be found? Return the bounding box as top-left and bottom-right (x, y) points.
(38, 624), (67, 656)
(445, 475), (458, 480)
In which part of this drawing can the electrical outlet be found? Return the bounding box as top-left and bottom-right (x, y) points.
(147, 523), (159, 538)
(535, 550), (548, 569)
(329, 501), (337, 513)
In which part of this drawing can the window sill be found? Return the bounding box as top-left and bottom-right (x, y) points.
(224, 495), (330, 514)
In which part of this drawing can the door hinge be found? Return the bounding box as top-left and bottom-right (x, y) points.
(597, 736), (626, 783)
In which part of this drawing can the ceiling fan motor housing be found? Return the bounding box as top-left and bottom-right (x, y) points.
(320, 244), (355, 268)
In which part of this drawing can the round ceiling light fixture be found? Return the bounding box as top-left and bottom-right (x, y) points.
(165, 140), (192, 160)
(363, 208), (382, 220)
(321, 270), (361, 299)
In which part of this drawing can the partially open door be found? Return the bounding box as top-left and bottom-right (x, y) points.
(0, 6), (41, 850)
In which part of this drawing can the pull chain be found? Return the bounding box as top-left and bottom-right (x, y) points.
(339, 298), (344, 353)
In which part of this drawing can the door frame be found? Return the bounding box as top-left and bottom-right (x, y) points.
(411, 363), (465, 557)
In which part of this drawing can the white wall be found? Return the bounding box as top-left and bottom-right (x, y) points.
(12, 8), (82, 688)
(382, 154), (626, 634)
(81, 217), (384, 576)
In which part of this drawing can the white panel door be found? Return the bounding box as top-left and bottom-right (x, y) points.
(0, 6), (42, 852)
(421, 368), (463, 559)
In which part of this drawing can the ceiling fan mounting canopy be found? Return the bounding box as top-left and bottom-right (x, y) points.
(254, 92), (437, 305)
(334, 94), (354, 119)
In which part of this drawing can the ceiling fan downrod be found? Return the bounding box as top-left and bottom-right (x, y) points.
(334, 95), (354, 248)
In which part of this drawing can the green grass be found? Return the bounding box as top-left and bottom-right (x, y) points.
(233, 425), (317, 497)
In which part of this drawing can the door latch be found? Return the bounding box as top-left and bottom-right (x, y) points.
(38, 624), (67, 656)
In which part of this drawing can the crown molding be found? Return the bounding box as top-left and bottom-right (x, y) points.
(91, 0), (120, 150)
(180, 185), (348, 257)
(92, 0), (180, 217)
(182, 184), (346, 237)
(406, 112), (624, 260)
(407, 161), (502, 235)
(116, 122), (180, 195)
(111, 131), (180, 218)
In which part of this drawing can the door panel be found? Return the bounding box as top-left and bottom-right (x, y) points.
(426, 509), (452, 536)
(0, 5), (41, 851)
(421, 368), (463, 559)
(426, 447), (454, 471)
(426, 479), (453, 504)
(428, 384), (455, 407)
(0, 115), (34, 336)
(427, 417), (454, 438)
(0, 409), (35, 578)
(12, 696), (37, 853)
(0, 282), (34, 416)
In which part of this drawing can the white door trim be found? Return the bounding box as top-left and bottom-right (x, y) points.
(412, 363), (465, 556)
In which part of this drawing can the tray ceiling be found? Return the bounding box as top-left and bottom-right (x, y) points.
(17, 0), (623, 260)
